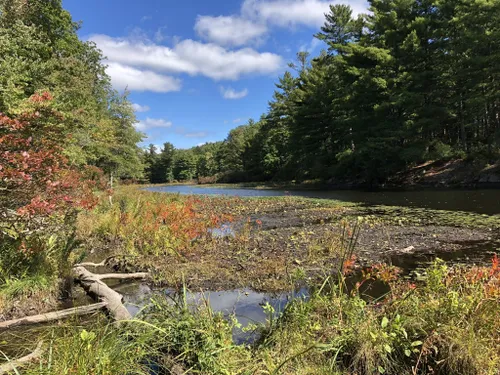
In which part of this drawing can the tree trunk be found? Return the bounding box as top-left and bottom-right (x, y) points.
(73, 266), (135, 321)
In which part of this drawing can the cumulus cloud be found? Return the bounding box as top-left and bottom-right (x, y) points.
(135, 117), (173, 131)
(92, 34), (283, 81)
(220, 86), (249, 99)
(194, 15), (267, 46)
(242, 0), (367, 28)
(106, 62), (182, 93)
(132, 103), (150, 112)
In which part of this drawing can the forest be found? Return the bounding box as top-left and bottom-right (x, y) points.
(145, 0), (500, 185)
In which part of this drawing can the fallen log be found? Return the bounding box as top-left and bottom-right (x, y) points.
(0, 303), (106, 330)
(73, 266), (134, 321)
(0, 341), (43, 375)
(75, 255), (115, 268)
(95, 272), (148, 281)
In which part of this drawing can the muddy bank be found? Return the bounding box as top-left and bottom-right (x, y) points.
(387, 159), (500, 188)
(108, 198), (500, 292)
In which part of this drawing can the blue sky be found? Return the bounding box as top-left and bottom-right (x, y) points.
(63, 0), (367, 149)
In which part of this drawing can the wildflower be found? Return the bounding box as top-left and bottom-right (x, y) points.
(256, 219), (262, 226)
(491, 254), (499, 276)
(342, 255), (357, 275)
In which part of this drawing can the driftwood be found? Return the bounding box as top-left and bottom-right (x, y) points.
(75, 255), (116, 268)
(0, 303), (106, 330)
(73, 266), (136, 321)
(94, 272), (148, 281)
(0, 341), (43, 375)
(0, 261), (149, 373)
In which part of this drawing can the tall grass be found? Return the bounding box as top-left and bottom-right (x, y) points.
(2, 256), (497, 375)
(77, 186), (233, 257)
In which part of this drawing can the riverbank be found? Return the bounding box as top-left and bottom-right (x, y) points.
(1, 185), (499, 374)
(2, 185), (499, 317)
(195, 159), (500, 190)
(77, 186), (500, 292)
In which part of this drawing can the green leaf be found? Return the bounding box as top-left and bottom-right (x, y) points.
(411, 340), (423, 347)
(381, 316), (389, 328)
(378, 366), (386, 374)
(384, 344), (392, 353)
(404, 349), (411, 357)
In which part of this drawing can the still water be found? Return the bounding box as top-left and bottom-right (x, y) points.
(146, 185), (500, 215)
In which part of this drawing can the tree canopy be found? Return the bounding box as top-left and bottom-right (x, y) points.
(0, 0), (144, 180)
(146, 0), (499, 185)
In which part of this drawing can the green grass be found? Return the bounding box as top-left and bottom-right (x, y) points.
(2, 258), (497, 375)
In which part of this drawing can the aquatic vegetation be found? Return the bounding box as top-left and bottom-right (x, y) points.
(78, 186), (233, 257)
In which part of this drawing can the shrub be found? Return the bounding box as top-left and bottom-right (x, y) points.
(0, 93), (99, 294)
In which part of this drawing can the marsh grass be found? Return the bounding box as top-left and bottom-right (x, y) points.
(1, 257), (497, 375)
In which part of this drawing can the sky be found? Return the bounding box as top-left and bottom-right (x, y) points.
(63, 0), (368, 150)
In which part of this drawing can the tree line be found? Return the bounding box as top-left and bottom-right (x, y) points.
(146, 0), (499, 185)
(0, 0), (144, 181)
(1, 0), (144, 286)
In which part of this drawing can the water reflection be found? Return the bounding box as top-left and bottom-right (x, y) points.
(145, 185), (500, 215)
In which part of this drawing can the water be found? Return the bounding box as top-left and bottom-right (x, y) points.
(146, 185), (500, 215)
(114, 233), (498, 345)
(138, 184), (500, 344)
(3, 185), (497, 354)
(120, 283), (308, 344)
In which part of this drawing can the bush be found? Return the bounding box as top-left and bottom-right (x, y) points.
(0, 93), (99, 300)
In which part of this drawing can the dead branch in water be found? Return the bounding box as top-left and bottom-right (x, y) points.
(95, 272), (148, 281)
(73, 266), (146, 321)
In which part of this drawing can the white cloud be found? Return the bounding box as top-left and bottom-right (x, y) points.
(299, 37), (322, 53)
(135, 117), (173, 131)
(233, 118), (243, 124)
(91, 34), (283, 81)
(194, 15), (267, 47)
(132, 103), (150, 112)
(140, 15), (152, 22)
(220, 86), (249, 99)
(185, 132), (208, 138)
(154, 27), (168, 43)
(242, 0), (367, 28)
(106, 62), (182, 93)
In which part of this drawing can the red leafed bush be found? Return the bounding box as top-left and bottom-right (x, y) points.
(0, 92), (98, 218)
(0, 92), (101, 278)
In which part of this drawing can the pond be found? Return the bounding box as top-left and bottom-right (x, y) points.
(146, 185), (500, 215)
(120, 283), (308, 344)
(114, 240), (497, 344)
(137, 184), (500, 344)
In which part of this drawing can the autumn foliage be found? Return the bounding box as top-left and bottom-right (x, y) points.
(0, 92), (98, 218)
(1, 93), (100, 278)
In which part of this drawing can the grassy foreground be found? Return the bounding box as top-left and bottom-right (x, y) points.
(1, 185), (499, 374)
(2, 256), (498, 375)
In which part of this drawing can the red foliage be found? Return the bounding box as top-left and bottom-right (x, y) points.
(342, 255), (357, 275)
(491, 254), (499, 277)
(0, 92), (99, 219)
